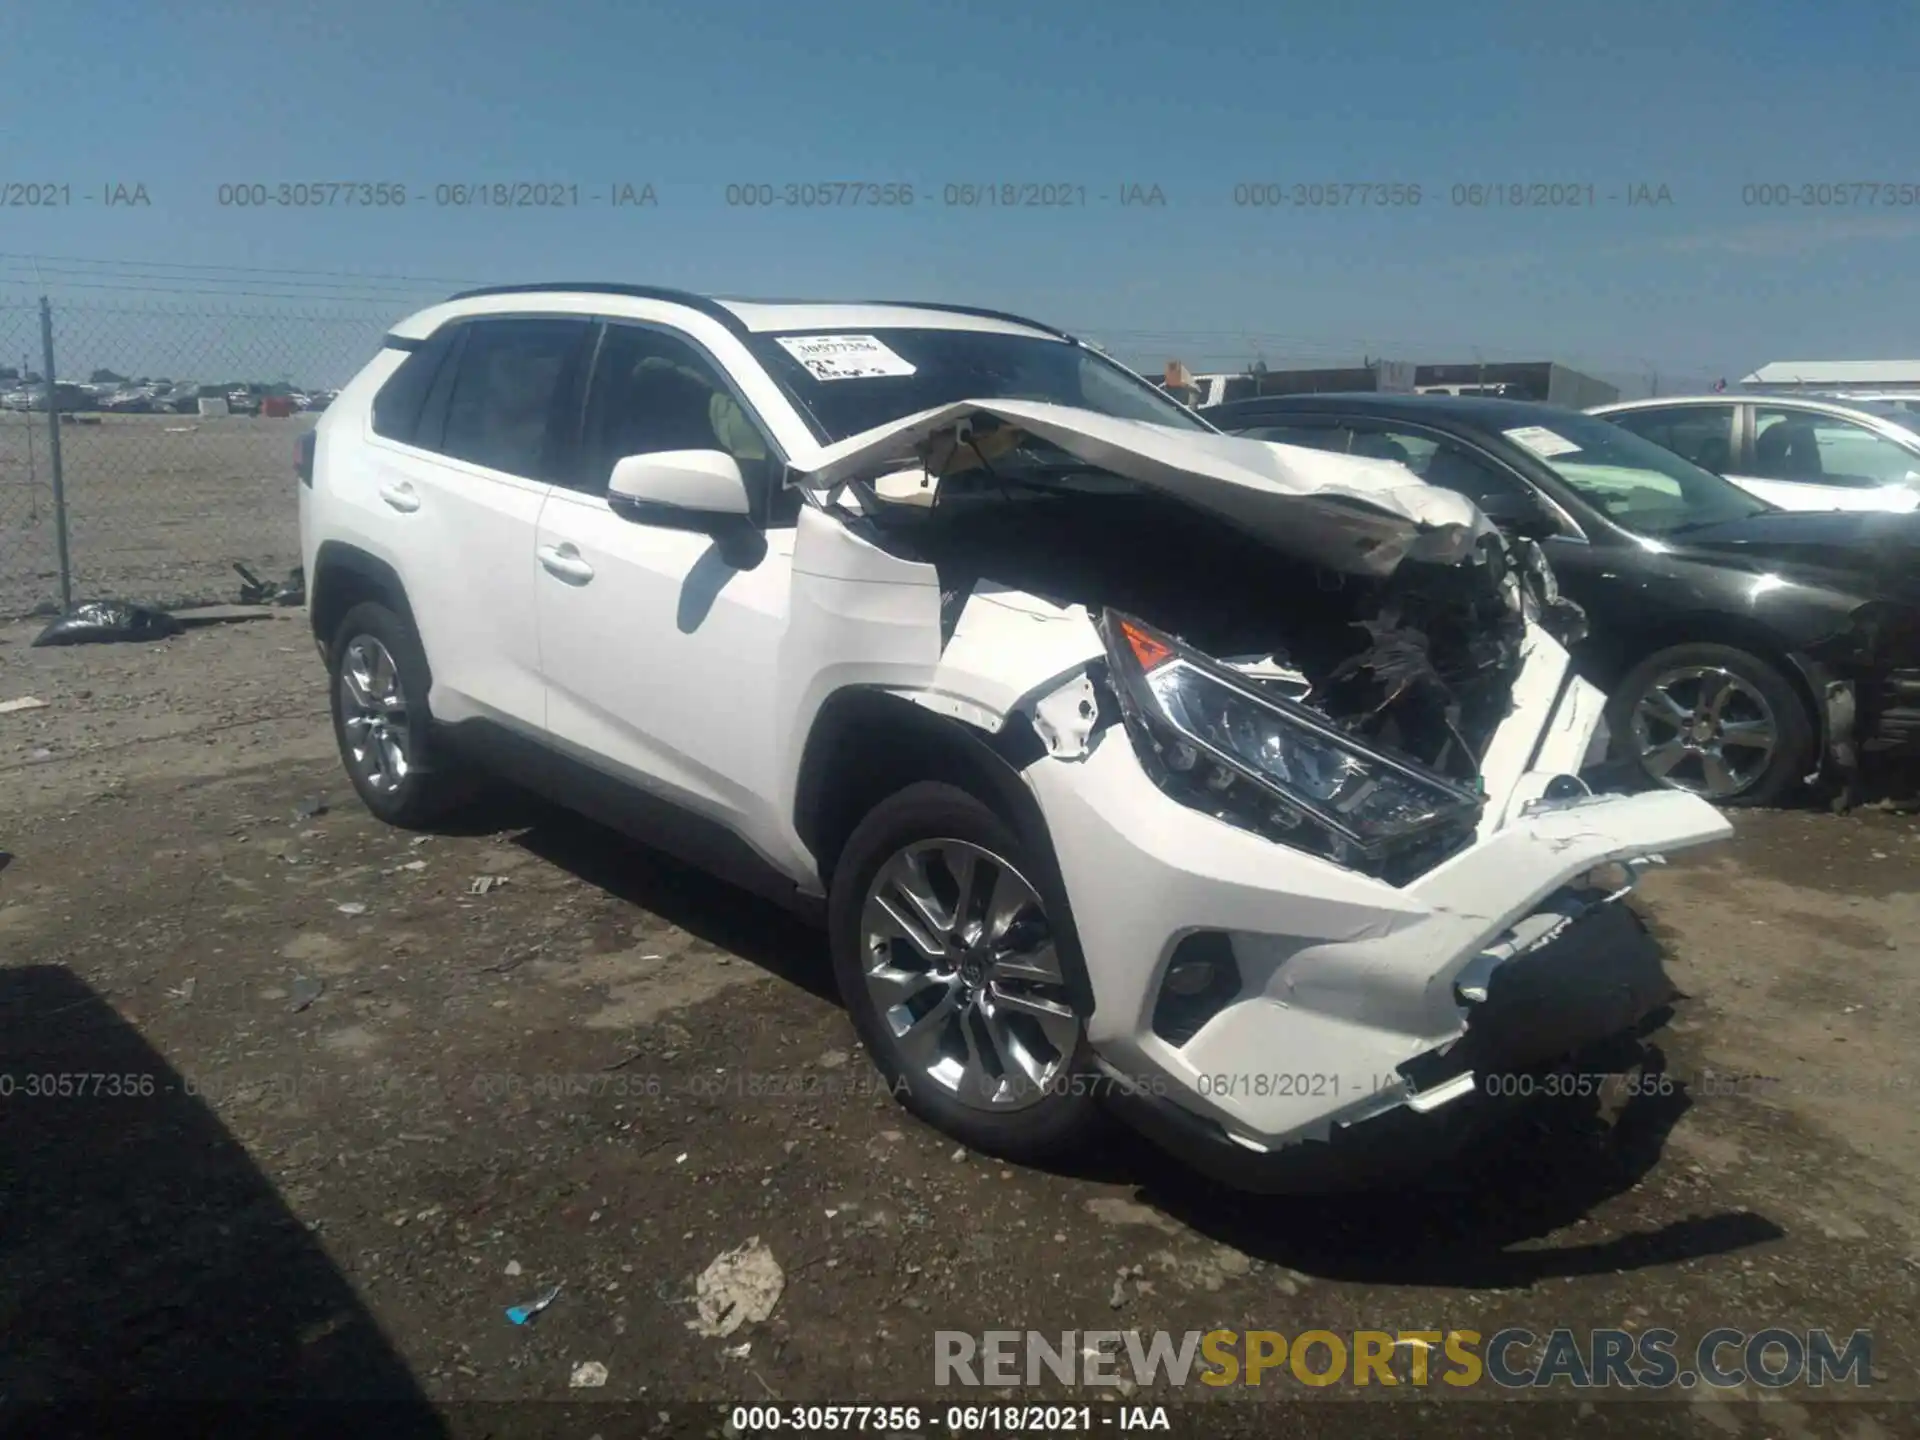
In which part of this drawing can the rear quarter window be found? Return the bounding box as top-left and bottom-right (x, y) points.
(370, 328), (459, 444)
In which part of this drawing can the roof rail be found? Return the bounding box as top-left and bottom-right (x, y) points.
(847, 300), (1074, 340)
(440, 285), (1072, 343)
(442, 282), (752, 338)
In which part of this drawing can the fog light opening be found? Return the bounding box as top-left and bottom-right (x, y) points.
(1164, 959), (1216, 997)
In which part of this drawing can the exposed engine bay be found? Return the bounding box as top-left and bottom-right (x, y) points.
(845, 462), (1586, 789)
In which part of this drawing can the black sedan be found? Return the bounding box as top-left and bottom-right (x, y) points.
(1202, 392), (1920, 806)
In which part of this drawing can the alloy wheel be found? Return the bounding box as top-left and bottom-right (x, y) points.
(859, 839), (1079, 1112)
(339, 635), (411, 794)
(1630, 665), (1777, 800)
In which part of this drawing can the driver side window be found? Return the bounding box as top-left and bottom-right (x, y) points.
(576, 323), (783, 516)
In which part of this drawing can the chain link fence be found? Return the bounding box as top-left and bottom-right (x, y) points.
(0, 297), (395, 619)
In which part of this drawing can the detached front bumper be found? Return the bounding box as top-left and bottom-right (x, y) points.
(1025, 705), (1730, 1186)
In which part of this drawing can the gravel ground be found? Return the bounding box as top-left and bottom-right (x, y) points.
(2, 613), (1918, 1438)
(0, 411), (314, 619)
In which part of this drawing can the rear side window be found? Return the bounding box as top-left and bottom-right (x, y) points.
(370, 328), (459, 443)
(1609, 404), (1735, 473)
(439, 318), (592, 480)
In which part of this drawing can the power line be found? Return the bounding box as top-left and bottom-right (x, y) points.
(0, 251), (488, 289)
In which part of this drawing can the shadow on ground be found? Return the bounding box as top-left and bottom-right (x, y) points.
(0, 965), (446, 1434)
(471, 788), (839, 1003)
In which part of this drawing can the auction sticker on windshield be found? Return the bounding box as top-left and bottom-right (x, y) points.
(1504, 425), (1582, 458)
(775, 334), (918, 381)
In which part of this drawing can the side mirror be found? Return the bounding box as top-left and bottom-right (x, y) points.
(608, 449), (750, 518)
(607, 449), (765, 567)
(1476, 491), (1561, 541)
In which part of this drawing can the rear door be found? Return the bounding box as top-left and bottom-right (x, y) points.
(1732, 406), (1920, 512)
(362, 315), (592, 731)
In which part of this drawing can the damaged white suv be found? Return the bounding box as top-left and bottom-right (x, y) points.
(300, 284), (1732, 1189)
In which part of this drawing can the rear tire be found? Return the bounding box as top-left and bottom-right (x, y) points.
(828, 782), (1101, 1162)
(1607, 642), (1814, 807)
(327, 601), (476, 827)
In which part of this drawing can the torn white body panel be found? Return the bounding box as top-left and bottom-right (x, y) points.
(791, 399), (1494, 577)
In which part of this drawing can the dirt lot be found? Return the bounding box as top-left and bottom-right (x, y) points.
(0, 411), (315, 619)
(3, 613), (1919, 1438)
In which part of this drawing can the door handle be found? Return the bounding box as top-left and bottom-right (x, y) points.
(378, 482), (421, 513)
(537, 542), (595, 584)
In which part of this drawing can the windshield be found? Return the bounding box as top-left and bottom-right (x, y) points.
(745, 327), (1212, 443)
(1513, 409), (1772, 534)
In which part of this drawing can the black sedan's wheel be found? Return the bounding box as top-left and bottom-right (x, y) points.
(1608, 642), (1814, 807)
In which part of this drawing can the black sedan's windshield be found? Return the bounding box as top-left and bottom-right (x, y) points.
(1510, 408), (1772, 534)
(746, 327), (1211, 442)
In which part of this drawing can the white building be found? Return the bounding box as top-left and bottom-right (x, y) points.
(1741, 360), (1920, 398)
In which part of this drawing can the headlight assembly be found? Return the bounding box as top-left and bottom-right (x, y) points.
(1098, 610), (1484, 880)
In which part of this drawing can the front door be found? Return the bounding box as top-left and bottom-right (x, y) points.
(534, 319), (798, 865)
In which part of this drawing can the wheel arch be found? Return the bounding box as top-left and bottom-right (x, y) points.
(310, 541), (427, 683)
(1594, 610), (1822, 733)
(793, 687), (1095, 1019)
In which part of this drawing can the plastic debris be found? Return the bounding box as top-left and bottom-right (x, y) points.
(686, 1237), (785, 1338)
(724, 1341), (752, 1359)
(32, 601), (184, 648)
(505, 1260), (523, 1277)
(506, 1283), (562, 1326)
(335, 902), (367, 916)
(569, 1360), (608, 1389)
(289, 977), (324, 1013)
(0, 696), (48, 715)
(469, 875), (509, 896)
(169, 978), (196, 1004)
(235, 562), (307, 607)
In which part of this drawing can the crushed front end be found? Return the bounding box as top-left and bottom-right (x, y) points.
(797, 404), (1734, 1186)
(1023, 613), (1730, 1188)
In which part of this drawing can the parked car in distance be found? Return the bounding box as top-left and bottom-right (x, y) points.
(299, 283), (1734, 1190)
(1204, 392), (1920, 807)
(1590, 394), (1920, 514)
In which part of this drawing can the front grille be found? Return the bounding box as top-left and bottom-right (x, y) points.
(1865, 669), (1920, 753)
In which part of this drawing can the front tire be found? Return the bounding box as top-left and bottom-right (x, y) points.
(327, 601), (474, 827)
(1607, 642), (1814, 807)
(828, 782), (1100, 1162)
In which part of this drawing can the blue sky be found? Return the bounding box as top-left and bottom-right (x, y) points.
(1, 0), (1916, 382)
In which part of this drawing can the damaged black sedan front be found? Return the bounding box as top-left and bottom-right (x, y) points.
(1205, 393), (1920, 807)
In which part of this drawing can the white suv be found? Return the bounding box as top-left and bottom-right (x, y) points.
(300, 284), (1731, 1189)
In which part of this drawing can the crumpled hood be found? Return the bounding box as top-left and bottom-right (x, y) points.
(790, 399), (1494, 578)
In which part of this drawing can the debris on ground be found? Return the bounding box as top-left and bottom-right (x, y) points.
(505, 1260), (523, 1277)
(169, 978), (195, 1004)
(0, 696), (49, 715)
(687, 1237), (785, 1338)
(31, 601), (184, 648)
(294, 798), (329, 820)
(506, 1283), (562, 1326)
(568, 1360), (609, 1389)
(289, 977), (324, 1013)
(234, 562), (307, 607)
(334, 902), (367, 916)
(469, 876), (509, 896)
